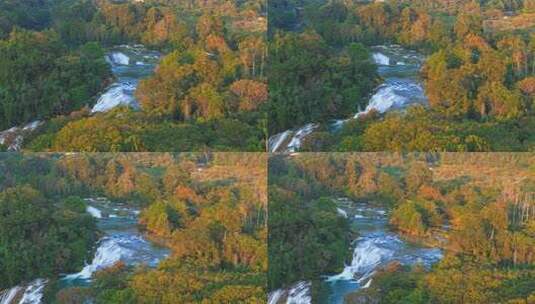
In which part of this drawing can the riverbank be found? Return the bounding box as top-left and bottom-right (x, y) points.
(0, 44), (160, 152)
(323, 198), (443, 304)
(268, 44), (427, 153)
(268, 197), (444, 304)
(0, 197), (169, 304)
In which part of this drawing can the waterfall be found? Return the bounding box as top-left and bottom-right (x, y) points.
(268, 281), (312, 304)
(354, 79), (426, 119)
(86, 206), (102, 218)
(337, 208), (348, 218)
(286, 124), (318, 152)
(0, 121), (43, 152)
(0, 279), (47, 304)
(91, 82), (139, 113)
(267, 45), (428, 153)
(372, 52), (391, 66)
(268, 130), (291, 153)
(268, 289), (285, 304)
(92, 46), (160, 114)
(64, 237), (130, 280)
(63, 233), (168, 282)
(18, 279), (47, 304)
(327, 234), (400, 282)
(268, 123), (319, 153)
(286, 281), (312, 304)
(107, 52), (130, 66)
(0, 287), (21, 304)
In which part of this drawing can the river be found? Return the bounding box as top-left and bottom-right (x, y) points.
(0, 45), (159, 151)
(268, 198), (443, 304)
(0, 197), (169, 304)
(268, 45), (428, 153)
(92, 45), (159, 113)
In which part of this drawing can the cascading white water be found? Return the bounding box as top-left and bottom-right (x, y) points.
(268, 281), (312, 304)
(64, 233), (169, 282)
(18, 279), (47, 304)
(327, 234), (400, 282)
(268, 124), (319, 153)
(91, 82), (138, 113)
(268, 45), (427, 153)
(286, 124), (319, 152)
(92, 46), (159, 114)
(372, 52), (391, 66)
(354, 79), (426, 119)
(286, 281), (312, 304)
(0, 121), (43, 151)
(64, 236), (132, 280)
(86, 206), (102, 218)
(337, 208), (348, 218)
(0, 279), (47, 304)
(108, 52), (130, 66)
(64, 199), (169, 283)
(268, 130), (291, 153)
(325, 201), (443, 304)
(268, 289), (285, 304)
(0, 287), (21, 304)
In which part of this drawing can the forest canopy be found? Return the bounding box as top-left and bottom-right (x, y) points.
(0, 153), (267, 303)
(0, 0), (267, 152)
(268, 153), (535, 303)
(268, 0), (535, 152)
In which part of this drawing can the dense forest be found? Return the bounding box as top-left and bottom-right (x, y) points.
(0, 153), (267, 303)
(0, 0), (267, 152)
(268, 0), (535, 151)
(269, 155), (351, 300)
(269, 153), (535, 303)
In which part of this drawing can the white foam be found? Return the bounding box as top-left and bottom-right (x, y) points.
(286, 123), (319, 152)
(86, 206), (102, 218)
(0, 121), (42, 151)
(268, 289), (285, 304)
(0, 279), (47, 304)
(286, 281), (312, 304)
(268, 281), (312, 304)
(91, 82), (138, 113)
(18, 279), (47, 304)
(372, 52), (390, 66)
(337, 208), (348, 218)
(64, 237), (130, 280)
(108, 52), (130, 65)
(268, 130), (291, 153)
(0, 286), (21, 304)
(354, 80), (425, 119)
(327, 235), (399, 282)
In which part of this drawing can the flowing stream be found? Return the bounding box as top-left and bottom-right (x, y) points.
(268, 45), (428, 152)
(0, 197), (169, 304)
(92, 45), (159, 113)
(61, 197), (169, 286)
(0, 45), (159, 151)
(268, 198), (443, 304)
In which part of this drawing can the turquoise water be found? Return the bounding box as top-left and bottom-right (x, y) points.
(322, 199), (442, 304)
